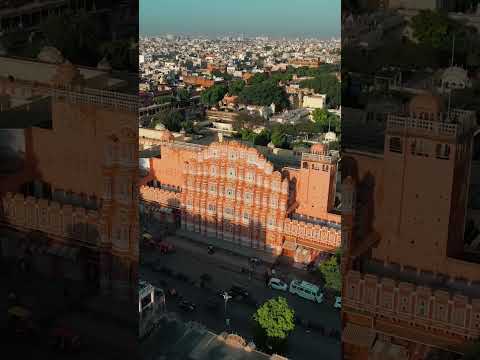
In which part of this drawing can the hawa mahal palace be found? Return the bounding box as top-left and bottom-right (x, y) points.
(139, 130), (341, 264)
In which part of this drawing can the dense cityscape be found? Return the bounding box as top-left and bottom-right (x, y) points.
(2, 0), (480, 359)
(138, 31), (343, 360)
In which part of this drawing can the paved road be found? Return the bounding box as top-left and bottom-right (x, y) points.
(140, 232), (341, 360)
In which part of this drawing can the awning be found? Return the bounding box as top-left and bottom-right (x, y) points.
(342, 323), (376, 348)
(282, 240), (297, 251)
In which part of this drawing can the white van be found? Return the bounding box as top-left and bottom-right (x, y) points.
(289, 280), (324, 303)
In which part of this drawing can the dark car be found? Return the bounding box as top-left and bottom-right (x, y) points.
(229, 285), (249, 299)
(178, 300), (196, 312)
(205, 297), (220, 311)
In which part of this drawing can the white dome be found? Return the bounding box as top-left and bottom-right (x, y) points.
(441, 66), (471, 89)
(37, 46), (64, 64)
(324, 132), (337, 142)
(442, 66), (468, 81)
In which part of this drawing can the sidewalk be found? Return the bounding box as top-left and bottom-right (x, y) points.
(174, 229), (278, 265)
(165, 229), (321, 285)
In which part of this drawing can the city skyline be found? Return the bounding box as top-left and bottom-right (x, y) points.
(140, 0), (340, 39)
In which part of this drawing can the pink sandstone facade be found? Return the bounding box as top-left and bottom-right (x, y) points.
(341, 94), (480, 359)
(140, 138), (341, 263)
(0, 58), (139, 299)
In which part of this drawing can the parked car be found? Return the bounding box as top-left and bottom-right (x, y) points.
(334, 296), (341, 309)
(268, 278), (288, 291)
(178, 300), (196, 312)
(289, 279), (324, 303)
(229, 285), (249, 298)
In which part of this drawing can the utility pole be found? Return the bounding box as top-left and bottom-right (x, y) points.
(222, 291), (232, 329)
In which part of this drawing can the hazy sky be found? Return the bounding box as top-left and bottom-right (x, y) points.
(140, 0), (340, 38)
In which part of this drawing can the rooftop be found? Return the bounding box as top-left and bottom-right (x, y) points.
(0, 56), (108, 85)
(142, 316), (275, 360)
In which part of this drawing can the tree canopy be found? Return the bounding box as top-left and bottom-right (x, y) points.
(410, 9), (477, 54)
(249, 72), (269, 85)
(228, 80), (245, 96)
(151, 110), (185, 132)
(176, 88), (191, 103)
(300, 74), (340, 108)
(239, 80), (289, 110)
(40, 10), (101, 66)
(317, 254), (341, 292)
(200, 85), (228, 107)
(253, 297), (295, 354)
(312, 109), (341, 134)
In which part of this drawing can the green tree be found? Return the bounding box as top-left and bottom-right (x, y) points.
(239, 80), (289, 110)
(212, 70), (233, 81)
(271, 129), (289, 149)
(300, 74), (340, 108)
(176, 88), (191, 103)
(200, 85), (228, 107)
(410, 10), (475, 52)
(99, 39), (132, 70)
(151, 111), (184, 132)
(180, 119), (194, 133)
(228, 80), (245, 96)
(318, 255), (341, 292)
(253, 129), (271, 146)
(249, 72), (269, 85)
(40, 10), (101, 66)
(312, 109), (341, 134)
(253, 297), (295, 354)
(411, 10), (451, 49)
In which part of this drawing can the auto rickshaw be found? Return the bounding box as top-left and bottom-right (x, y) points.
(8, 306), (34, 337)
(142, 233), (155, 247)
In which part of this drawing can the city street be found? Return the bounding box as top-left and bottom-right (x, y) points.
(140, 224), (341, 360)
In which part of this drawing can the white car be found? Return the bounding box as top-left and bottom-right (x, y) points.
(334, 296), (341, 309)
(268, 278), (288, 291)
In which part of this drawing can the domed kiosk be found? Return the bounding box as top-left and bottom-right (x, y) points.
(440, 66), (471, 92)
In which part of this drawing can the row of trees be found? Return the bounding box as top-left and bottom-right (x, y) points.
(300, 74), (340, 108)
(232, 110), (340, 150)
(150, 110), (194, 133)
(14, 9), (136, 70)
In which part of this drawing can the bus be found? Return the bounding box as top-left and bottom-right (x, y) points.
(289, 280), (324, 303)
